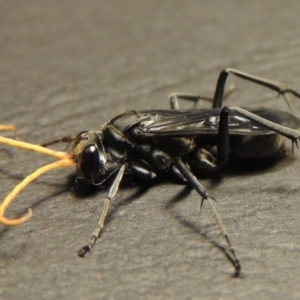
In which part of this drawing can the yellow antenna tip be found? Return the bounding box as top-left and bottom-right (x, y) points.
(0, 125), (17, 132)
(0, 208), (33, 226)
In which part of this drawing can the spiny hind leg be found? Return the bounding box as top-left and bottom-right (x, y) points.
(212, 68), (300, 109)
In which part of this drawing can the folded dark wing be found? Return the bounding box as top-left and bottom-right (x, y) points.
(138, 109), (270, 136)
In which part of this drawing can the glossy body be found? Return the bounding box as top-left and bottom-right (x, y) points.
(72, 107), (300, 185)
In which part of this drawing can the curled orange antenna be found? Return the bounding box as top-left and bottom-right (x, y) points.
(0, 126), (75, 225)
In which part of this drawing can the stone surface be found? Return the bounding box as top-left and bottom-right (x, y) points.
(1, 1), (300, 299)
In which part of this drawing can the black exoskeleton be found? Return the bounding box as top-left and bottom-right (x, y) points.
(47, 69), (300, 277)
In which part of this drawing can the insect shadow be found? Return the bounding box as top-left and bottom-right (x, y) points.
(165, 185), (241, 274)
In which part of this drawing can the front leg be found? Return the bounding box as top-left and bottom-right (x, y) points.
(78, 165), (126, 257)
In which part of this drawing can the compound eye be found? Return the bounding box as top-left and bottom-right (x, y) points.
(80, 144), (100, 179)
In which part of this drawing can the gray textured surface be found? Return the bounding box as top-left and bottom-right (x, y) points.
(1, 1), (300, 299)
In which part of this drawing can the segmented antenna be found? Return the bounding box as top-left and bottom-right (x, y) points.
(0, 126), (75, 225)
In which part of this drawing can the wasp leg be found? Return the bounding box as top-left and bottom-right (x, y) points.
(222, 106), (300, 145)
(169, 85), (236, 110)
(170, 165), (188, 182)
(128, 161), (157, 180)
(226, 106), (300, 141)
(174, 157), (241, 277)
(217, 108), (230, 167)
(215, 94), (300, 167)
(189, 148), (218, 171)
(77, 164), (125, 258)
(41, 135), (76, 147)
(185, 110), (229, 171)
(175, 157), (212, 201)
(213, 68), (300, 109)
(168, 93), (213, 110)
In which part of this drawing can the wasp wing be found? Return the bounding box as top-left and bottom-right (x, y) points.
(137, 108), (300, 137)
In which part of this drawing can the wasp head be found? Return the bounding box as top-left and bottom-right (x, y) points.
(72, 131), (108, 183)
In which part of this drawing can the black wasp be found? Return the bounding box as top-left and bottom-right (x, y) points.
(1, 69), (300, 278)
